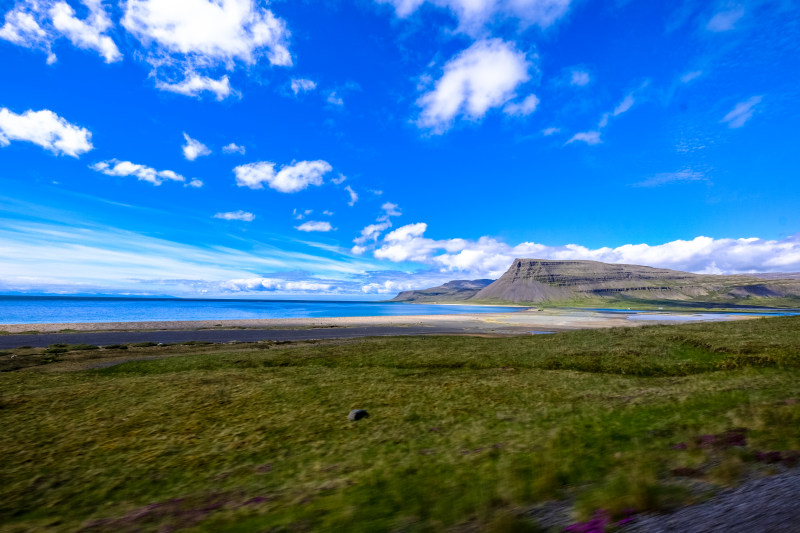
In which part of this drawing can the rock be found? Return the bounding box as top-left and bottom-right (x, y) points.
(348, 409), (369, 421)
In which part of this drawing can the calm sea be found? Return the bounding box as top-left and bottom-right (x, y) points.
(0, 296), (521, 325)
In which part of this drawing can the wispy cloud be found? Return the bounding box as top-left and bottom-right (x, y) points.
(91, 159), (192, 187)
(296, 221), (334, 232)
(345, 185), (358, 206)
(707, 6), (745, 32)
(633, 169), (707, 187)
(291, 78), (317, 95)
(566, 131), (601, 145)
(721, 96), (762, 128)
(214, 210), (255, 221)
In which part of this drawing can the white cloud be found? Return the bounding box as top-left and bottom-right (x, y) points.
(371, 223), (800, 278)
(182, 132), (211, 161)
(332, 173), (347, 185)
(91, 159), (188, 186)
(381, 202), (402, 218)
(707, 6), (744, 32)
(0, 3), (55, 63)
(634, 169), (707, 187)
(354, 221), (393, 246)
(327, 91), (344, 106)
(291, 78), (316, 94)
(122, 0), (292, 66)
(417, 39), (532, 133)
(345, 185), (359, 206)
(721, 95), (762, 128)
(613, 94), (635, 116)
(155, 74), (234, 100)
(570, 69), (590, 86)
(222, 142), (245, 154)
(0, 0), (120, 64)
(0, 107), (92, 157)
(221, 277), (332, 292)
(121, 0), (292, 98)
(680, 70), (702, 83)
(214, 210), (254, 221)
(503, 94), (539, 116)
(234, 160), (332, 192)
(323, 210), (334, 216)
(296, 221), (334, 232)
(50, 0), (121, 63)
(188, 178), (203, 187)
(566, 131), (601, 145)
(379, 0), (573, 34)
(542, 127), (560, 136)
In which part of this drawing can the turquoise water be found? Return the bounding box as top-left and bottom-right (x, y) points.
(0, 296), (521, 325)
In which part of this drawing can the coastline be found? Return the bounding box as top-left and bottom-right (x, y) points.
(0, 308), (763, 335)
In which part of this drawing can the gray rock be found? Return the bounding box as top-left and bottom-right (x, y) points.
(348, 409), (369, 421)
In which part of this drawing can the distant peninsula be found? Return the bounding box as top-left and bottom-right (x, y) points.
(391, 259), (800, 308)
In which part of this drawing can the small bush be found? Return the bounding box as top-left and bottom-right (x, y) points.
(103, 344), (128, 350)
(131, 342), (158, 348)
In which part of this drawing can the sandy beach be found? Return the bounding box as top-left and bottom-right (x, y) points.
(0, 308), (762, 335)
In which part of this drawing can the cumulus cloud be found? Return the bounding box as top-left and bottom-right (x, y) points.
(122, 0), (291, 97)
(417, 39), (532, 133)
(566, 130), (601, 145)
(0, 0), (120, 64)
(371, 223), (800, 277)
(380, 202), (402, 219)
(182, 133), (211, 161)
(155, 74), (234, 100)
(378, 0), (573, 34)
(234, 160), (332, 193)
(542, 127), (560, 136)
(291, 78), (317, 94)
(50, 0), (121, 63)
(707, 6), (744, 32)
(633, 169), (707, 187)
(0, 107), (92, 157)
(296, 221), (334, 232)
(345, 185), (359, 206)
(188, 178), (203, 187)
(721, 96), (762, 128)
(331, 174), (347, 185)
(91, 159), (189, 186)
(214, 210), (254, 221)
(222, 142), (245, 154)
(503, 94), (539, 116)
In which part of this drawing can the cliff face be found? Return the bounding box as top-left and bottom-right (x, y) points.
(391, 279), (494, 302)
(393, 259), (800, 306)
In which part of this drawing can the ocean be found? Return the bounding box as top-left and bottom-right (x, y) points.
(0, 296), (521, 325)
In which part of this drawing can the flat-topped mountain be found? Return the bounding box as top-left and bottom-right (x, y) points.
(391, 259), (800, 307)
(391, 279), (494, 303)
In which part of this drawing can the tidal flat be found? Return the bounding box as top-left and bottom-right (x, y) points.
(2, 317), (800, 531)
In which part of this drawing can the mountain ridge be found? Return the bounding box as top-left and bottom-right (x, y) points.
(390, 259), (800, 307)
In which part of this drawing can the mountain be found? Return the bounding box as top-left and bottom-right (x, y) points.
(391, 259), (800, 307)
(391, 279), (495, 303)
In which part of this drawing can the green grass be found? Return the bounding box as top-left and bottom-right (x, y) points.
(2, 317), (800, 532)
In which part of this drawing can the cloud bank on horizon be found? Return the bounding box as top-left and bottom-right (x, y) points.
(1, 0), (798, 297)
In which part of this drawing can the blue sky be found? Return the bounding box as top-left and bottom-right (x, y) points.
(1, 0), (799, 298)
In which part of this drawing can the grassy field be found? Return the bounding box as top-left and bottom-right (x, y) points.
(2, 317), (800, 532)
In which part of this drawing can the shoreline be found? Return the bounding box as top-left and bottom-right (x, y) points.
(0, 308), (765, 335)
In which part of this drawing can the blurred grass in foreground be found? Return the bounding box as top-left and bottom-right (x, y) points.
(1, 316), (800, 531)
